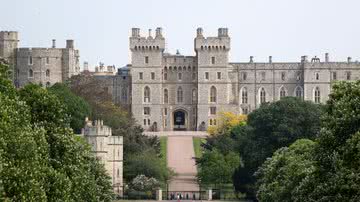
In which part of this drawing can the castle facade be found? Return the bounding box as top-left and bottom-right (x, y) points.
(102, 27), (360, 132)
(0, 31), (80, 87)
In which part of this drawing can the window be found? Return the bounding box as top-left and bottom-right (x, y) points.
(211, 57), (215, 64)
(314, 87), (321, 103)
(121, 88), (127, 102)
(296, 72), (301, 81)
(46, 69), (50, 77)
(143, 119), (147, 125)
(209, 119), (217, 126)
(261, 72), (266, 81)
(164, 72), (167, 80)
(46, 57), (49, 64)
(192, 89), (197, 104)
(164, 89), (168, 104)
(332, 72), (337, 80)
(346, 72), (351, 80)
(29, 56), (33, 65)
(148, 119), (150, 125)
(177, 87), (183, 103)
(242, 107), (249, 115)
(151, 72), (155, 80)
(205, 72), (209, 80)
(217, 72), (221, 80)
(280, 87), (286, 98)
(145, 56), (149, 64)
(241, 87), (248, 104)
(164, 108), (168, 115)
(210, 107), (216, 115)
(144, 107), (150, 115)
(139, 72), (143, 80)
(260, 88), (266, 104)
(295, 86), (303, 98)
(210, 86), (217, 103)
(210, 119), (213, 126)
(178, 72), (182, 80)
(144, 86), (150, 103)
(242, 72), (247, 81)
(28, 69), (33, 78)
(315, 72), (319, 80)
(192, 72), (196, 80)
(281, 72), (286, 81)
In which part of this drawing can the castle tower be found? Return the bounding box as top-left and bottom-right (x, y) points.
(130, 27), (165, 131)
(0, 31), (19, 80)
(194, 28), (231, 129)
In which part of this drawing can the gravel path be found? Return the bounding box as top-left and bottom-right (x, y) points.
(167, 136), (199, 192)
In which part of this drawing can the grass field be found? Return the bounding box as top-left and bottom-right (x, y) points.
(193, 137), (206, 159)
(160, 136), (167, 166)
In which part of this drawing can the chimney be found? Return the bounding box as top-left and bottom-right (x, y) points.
(269, 56), (272, 63)
(325, 53), (329, 63)
(348, 57), (352, 63)
(131, 28), (140, 37)
(52, 39), (56, 48)
(196, 27), (203, 37)
(250, 56), (254, 63)
(155, 27), (163, 38)
(66, 40), (74, 49)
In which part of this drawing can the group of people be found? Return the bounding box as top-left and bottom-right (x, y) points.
(169, 192), (197, 200)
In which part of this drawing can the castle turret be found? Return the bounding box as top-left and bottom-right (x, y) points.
(0, 31), (19, 80)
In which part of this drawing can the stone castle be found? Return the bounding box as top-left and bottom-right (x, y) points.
(81, 119), (123, 195)
(0, 31), (80, 87)
(2, 28), (360, 132)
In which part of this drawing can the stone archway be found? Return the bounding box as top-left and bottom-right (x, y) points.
(173, 109), (188, 131)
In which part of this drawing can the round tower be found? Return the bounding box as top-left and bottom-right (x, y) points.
(0, 31), (19, 80)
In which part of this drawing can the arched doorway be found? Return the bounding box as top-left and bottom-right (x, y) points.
(173, 109), (187, 131)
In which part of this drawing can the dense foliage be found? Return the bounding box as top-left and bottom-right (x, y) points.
(0, 62), (113, 201)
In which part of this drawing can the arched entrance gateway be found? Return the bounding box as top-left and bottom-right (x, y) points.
(173, 109), (188, 131)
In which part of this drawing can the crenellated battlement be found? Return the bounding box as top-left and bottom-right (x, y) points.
(194, 27), (230, 52)
(82, 118), (112, 137)
(0, 31), (18, 41)
(130, 27), (165, 52)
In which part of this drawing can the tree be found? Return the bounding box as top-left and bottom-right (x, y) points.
(207, 112), (247, 136)
(49, 83), (91, 133)
(255, 139), (316, 202)
(197, 149), (240, 186)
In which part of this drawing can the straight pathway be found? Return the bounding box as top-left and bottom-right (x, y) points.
(167, 135), (200, 192)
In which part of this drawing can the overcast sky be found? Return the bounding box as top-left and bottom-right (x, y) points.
(1, 0), (359, 69)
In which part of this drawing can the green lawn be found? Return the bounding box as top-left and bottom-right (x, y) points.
(159, 136), (167, 166)
(193, 137), (206, 159)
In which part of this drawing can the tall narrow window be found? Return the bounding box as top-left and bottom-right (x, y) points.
(205, 72), (209, 80)
(211, 57), (216, 64)
(217, 72), (221, 80)
(46, 69), (50, 77)
(261, 72), (266, 81)
(210, 107), (216, 115)
(121, 88), (127, 102)
(164, 89), (168, 104)
(29, 56), (33, 65)
(210, 86), (217, 103)
(260, 88), (266, 104)
(242, 72), (247, 81)
(46, 57), (49, 64)
(192, 72), (196, 80)
(145, 56), (149, 64)
(164, 72), (167, 80)
(295, 86), (303, 98)
(315, 72), (319, 80)
(151, 72), (155, 80)
(192, 89), (197, 104)
(144, 107), (150, 115)
(332, 72), (337, 80)
(144, 86), (150, 103)
(296, 72), (301, 81)
(29, 69), (33, 78)
(139, 72), (143, 80)
(314, 87), (320, 103)
(281, 72), (286, 81)
(241, 87), (248, 104)
(280, 87), (286, 98)
(346, 72), (351, 80)
(164, 108), (168, 116)
(178, 73), (182, 80)
(177, 87), (183, 103)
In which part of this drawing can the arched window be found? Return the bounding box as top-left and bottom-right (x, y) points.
(314, 87), (320, 103)
(192, 89), (197, 104)
(144, 86), (150, 103)
(315, 72), (319, 80)
(279, 86), (286, 98)
(210, 86), (217, 103)
(241, 87), (248, 104)
(121, 88), (127, 102)
(164, 89), (168, 104)
(177, 87), (183, 103)
(46, 69), (50, 77)
(28, 69), (33, 78)
(295, 86), (303, 98)
(260, 88), (266, 104)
